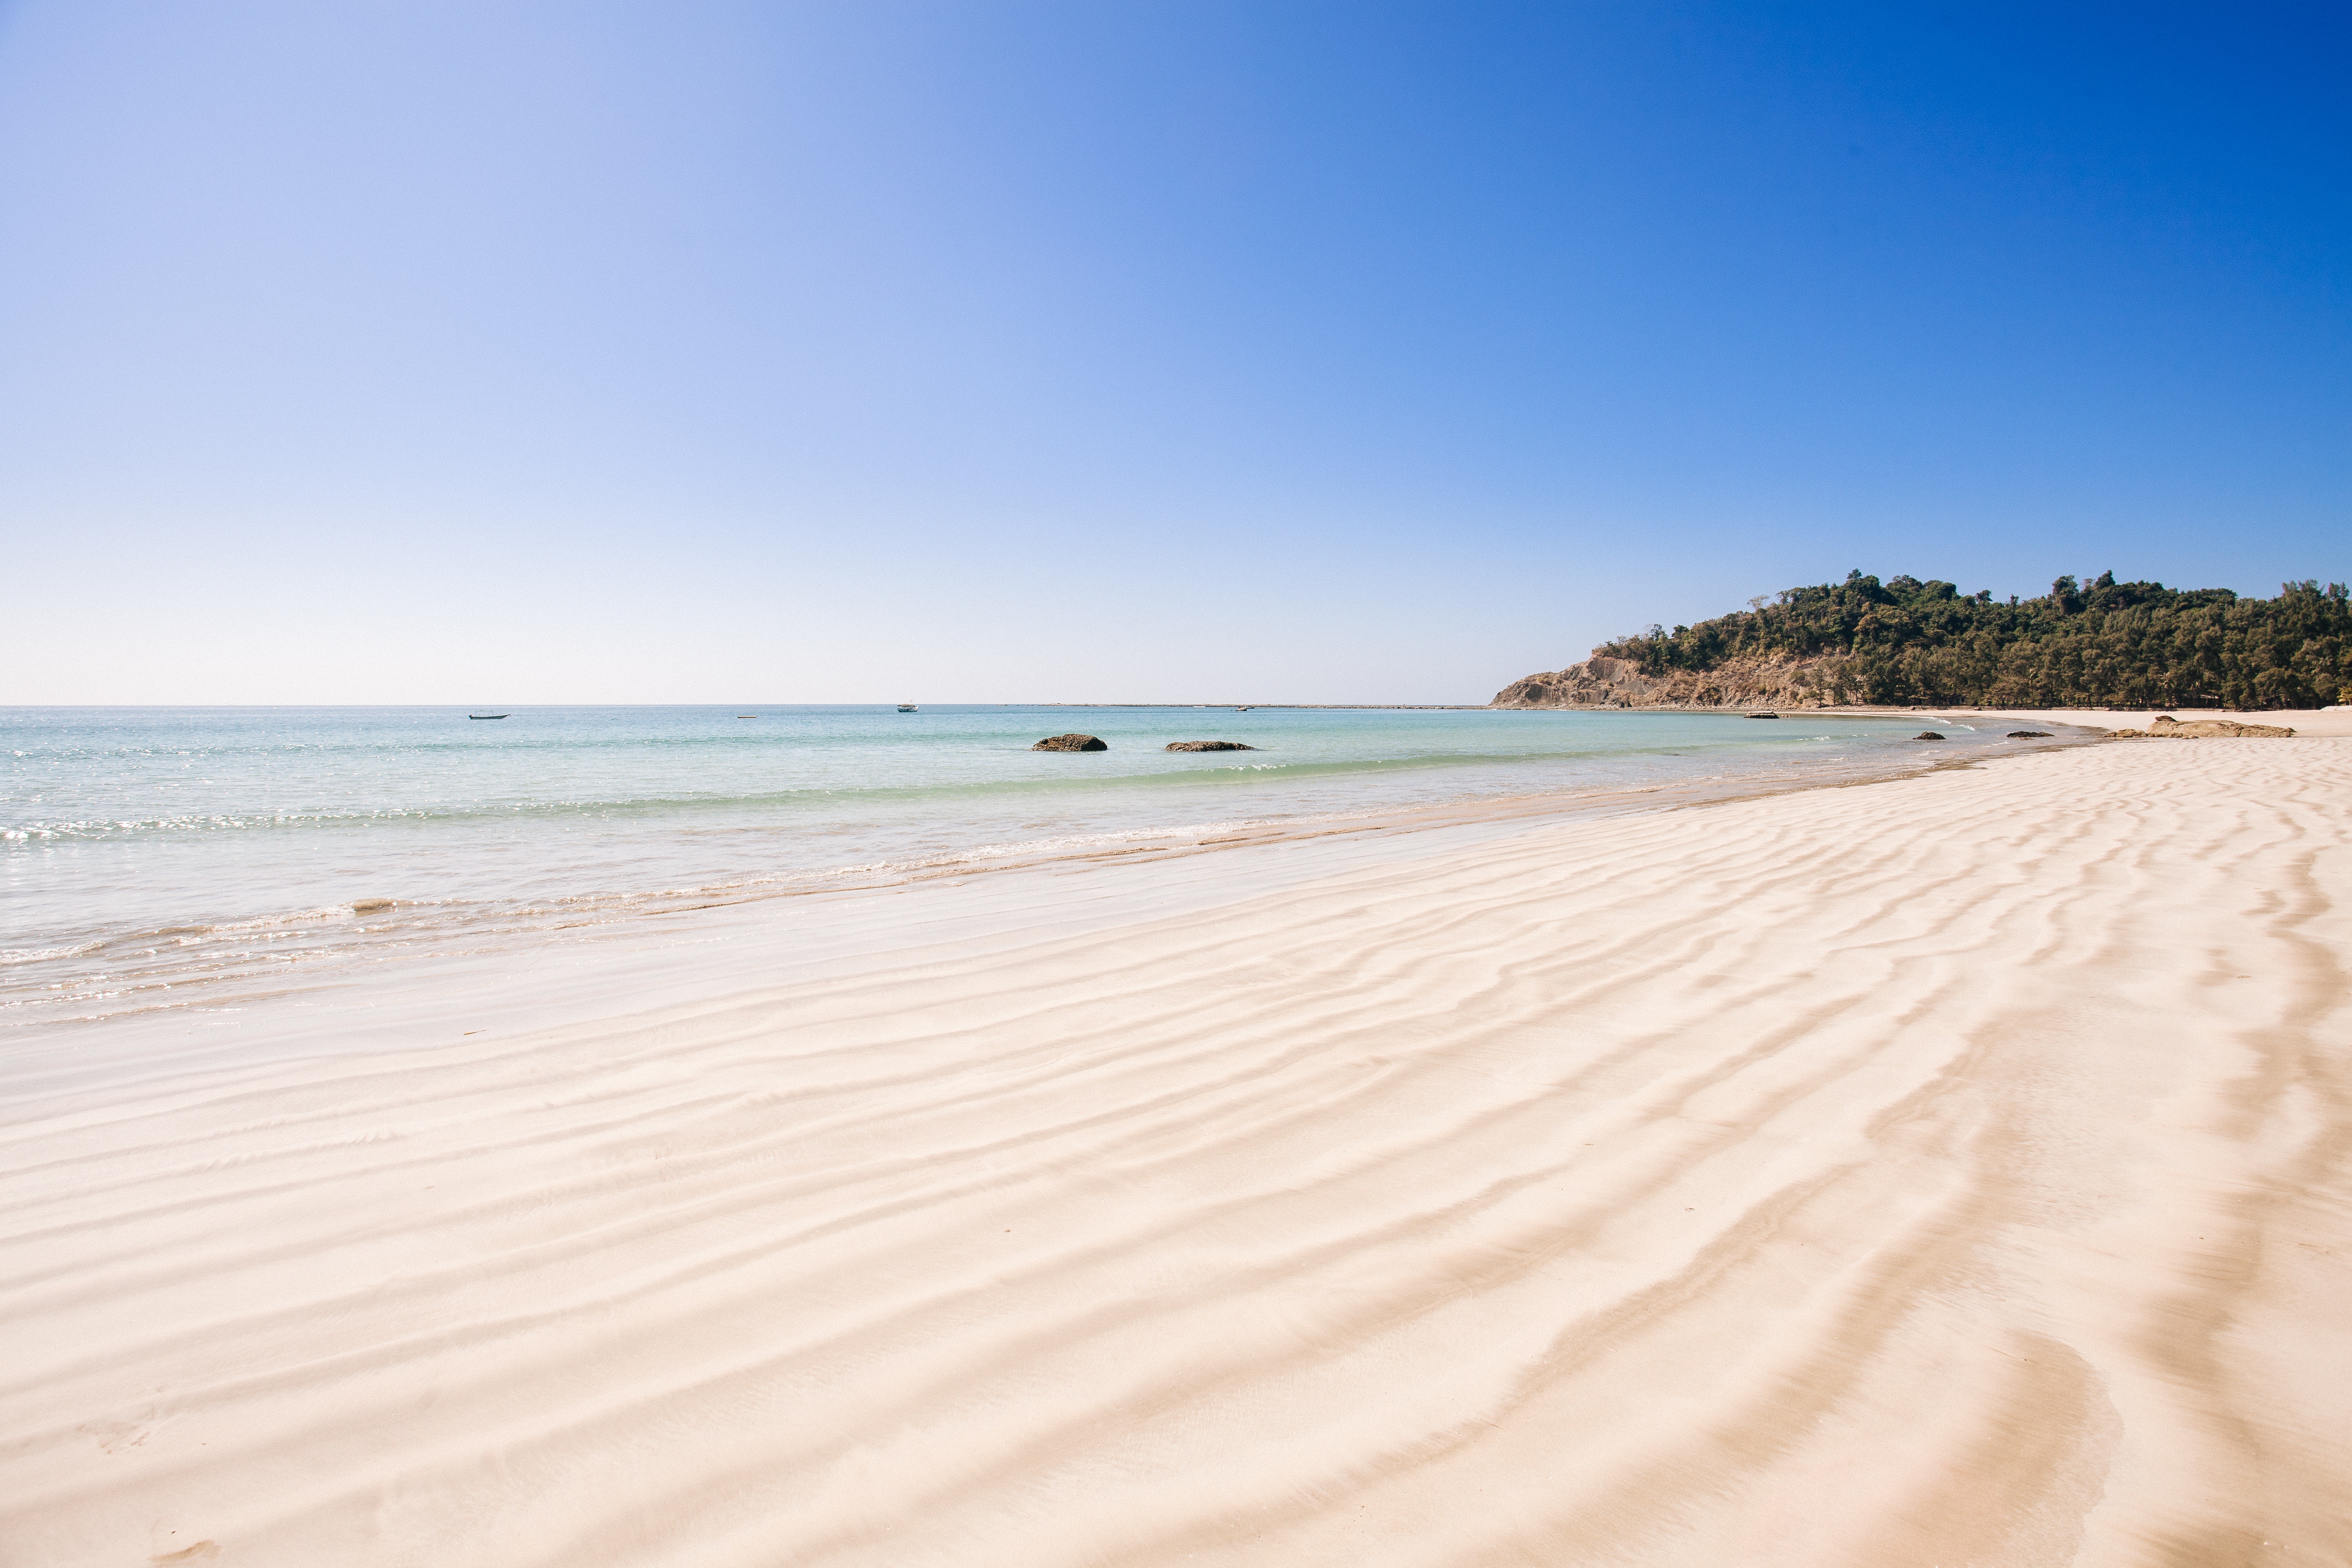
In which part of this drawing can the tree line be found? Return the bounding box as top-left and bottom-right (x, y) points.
(1595, 571), (2352, 709)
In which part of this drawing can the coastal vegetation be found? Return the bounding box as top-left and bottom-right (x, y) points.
(1593, 572), (2351, 709)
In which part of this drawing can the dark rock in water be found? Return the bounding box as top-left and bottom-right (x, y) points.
(1745, 711), (1779, 719)
(1913, 731), (1946, 741)
(1032, 733), (1108, 752)
(1165, 740), (1257, 752)
(352, 899), (395, 914)
(2006, 730), (2052, 738)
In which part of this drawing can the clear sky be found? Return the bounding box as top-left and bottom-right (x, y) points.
(3, 2), (2344, 704)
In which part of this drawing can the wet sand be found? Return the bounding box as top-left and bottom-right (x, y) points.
(3, 737), (2347, 1566)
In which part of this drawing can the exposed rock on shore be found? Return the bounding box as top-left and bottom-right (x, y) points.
(1491, 652), (1858, 709)
(1165, 741), (1257, 752)
(1032, 734), (1108, 752)
(2108, 715), (2295, 738)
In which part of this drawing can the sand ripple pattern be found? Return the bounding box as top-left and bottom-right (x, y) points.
(1, 742), (2347, 1567)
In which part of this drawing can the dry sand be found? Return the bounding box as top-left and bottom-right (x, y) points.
(3, 738), (2348, 1568)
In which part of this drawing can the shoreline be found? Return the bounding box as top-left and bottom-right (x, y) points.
(1030, 700), (2352, 740)
(1489, 701), (2352, 733)
(7, 716), (2104, 1037)
(3, 737), (2348, 1563)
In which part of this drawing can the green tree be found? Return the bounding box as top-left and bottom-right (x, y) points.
(1596, 574), (2349, 708)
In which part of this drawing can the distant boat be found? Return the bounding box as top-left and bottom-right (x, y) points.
(1746, 711), (1779, 719)
(897, 702), (918, 712)
(736, 714), (758, 719)
(468, 713), (509, 720)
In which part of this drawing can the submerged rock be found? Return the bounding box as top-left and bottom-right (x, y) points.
(2006, 730), (2052, 738)
(1913, 731), (1946, 740)
(1165, 741), (1257, 752)
(1032, 733), (1108, 752)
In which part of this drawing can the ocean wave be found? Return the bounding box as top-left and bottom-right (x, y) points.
(1, 738), (1924, 842)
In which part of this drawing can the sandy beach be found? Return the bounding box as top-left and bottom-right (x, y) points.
(4, 735), (2347, 1568)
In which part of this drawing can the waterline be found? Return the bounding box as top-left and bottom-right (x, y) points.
(3, 704), (2076, 1025)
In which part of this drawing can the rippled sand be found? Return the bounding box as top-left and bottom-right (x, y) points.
(4, 739), (2347, 1567)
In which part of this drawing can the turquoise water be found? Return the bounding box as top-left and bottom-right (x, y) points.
(3, 704), (2047, 1023)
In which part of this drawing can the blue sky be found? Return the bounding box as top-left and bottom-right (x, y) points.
(2, 1), (2344, 702)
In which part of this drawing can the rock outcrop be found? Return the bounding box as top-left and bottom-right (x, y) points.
(1491, 652), (1859, 709)
(2108, 715), (2294, 738)
(2007, 730), (2053, 738)
(1164, 741), (1256, 752)
(1914, 731), (1945, 741)
(1032, 734), (1108, 752)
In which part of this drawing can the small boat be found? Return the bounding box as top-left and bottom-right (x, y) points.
(736, 714), (758, 719)
(469, 713), (509, 720)
(897, 702), (918, 712)
(1745, 711), (1779, 719)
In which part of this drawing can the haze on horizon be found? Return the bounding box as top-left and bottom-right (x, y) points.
(2, 1), (2344, 706)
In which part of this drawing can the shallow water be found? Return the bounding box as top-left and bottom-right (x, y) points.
(3, 704), (2046, 1024)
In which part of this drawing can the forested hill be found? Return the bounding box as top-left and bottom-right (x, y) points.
(1592, 572), (2350, 709)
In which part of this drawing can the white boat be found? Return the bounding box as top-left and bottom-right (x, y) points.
(897, 702), (918, 712)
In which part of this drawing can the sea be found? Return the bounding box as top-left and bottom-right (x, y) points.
(3, 704), (2061, 1029)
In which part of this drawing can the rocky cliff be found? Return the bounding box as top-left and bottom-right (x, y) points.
(1490, 652), (1860, 709)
